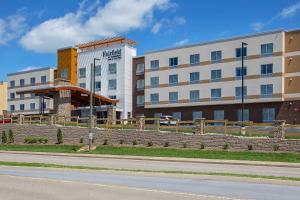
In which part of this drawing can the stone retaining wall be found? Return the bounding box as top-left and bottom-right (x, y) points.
(0, 124), (299, 152)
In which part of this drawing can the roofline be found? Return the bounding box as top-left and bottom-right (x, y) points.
(57, 46), (77, 51)
(145, 29), (285, 55)
(7, 67), (54, 77)
(133, 55), (145, 59)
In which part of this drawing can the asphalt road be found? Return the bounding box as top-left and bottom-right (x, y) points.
(0, 152), (299, 178)
(0, 166), (300, 200)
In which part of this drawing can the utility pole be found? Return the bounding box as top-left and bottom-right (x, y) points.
(241, 42), (248, 135)
(89, 63), (95, 151)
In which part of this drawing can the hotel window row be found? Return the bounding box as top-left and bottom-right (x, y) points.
(9, 102), (46, 112)
(149, 64), (274, 87)
(78, 63), (117, 78)
(150, 43), (273, 70)
(9, 76), (47, 88)
(79, 79), (117, 90)
(151, 108), (275, 122)
(149, 84), (273, 104)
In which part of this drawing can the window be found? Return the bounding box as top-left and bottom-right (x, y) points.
(261, 43), (273, 55)
(41, 76), (47, 84)
(190, 72), (200, 84)
(193, 111), (203, 121)
(10, 80), (15, 88)
(214, 110), (224, 120)
(150, 77), (159, 88)
(150, 60), (159, 70)
(10, 105), (15, 111)
(262, 108), (275, 122)
(10, 93), (15, 99)
(190, 54), (200, 65)
(30, 103), (35, 111)
(172, 112), (181, 120)
(261, 64), (273, 76)
(169, 74), (178, 86)
(109, 95), (117, 99)
(154, 113), (162, 118)
(169, 57), (178, 67)
(79, 68), (86, 78)
(79, 83), (86, 89)
(95, 81), (101, 91)
(30, 77), (36, 86)
(61, 68), (68, 79)
(235, 67), (247, 78)
(261, 84), (273, 97)
(137, 95), (144, 106)
(211, 51), (222, 63)
(211, 88), (221, 100)
(211, 69), (222, 81)
(136, 79), (144, 90)
(136, 63), (145, 75)
(31, 93), (35, 98)
(108, 79), (117, 90)
(190, 90), (200, 102)
(150, 93), (159, 104)
(169, 92), (178, 103)
(108, 63), (117, 74)
(236, 47), (247, 58)
(95, 65), (101, 76)
(235, 86), (247, 99)
(20, 104), (25, 111)
(238, 109), (249, 121)
(20, 94), (25, 100)
(20, 79), (25, 87)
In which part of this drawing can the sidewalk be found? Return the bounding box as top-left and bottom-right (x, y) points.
(1, 150), (300, 168)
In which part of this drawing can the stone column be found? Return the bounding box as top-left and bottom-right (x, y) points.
(18, 114), (24, 125)
(136, 116), (145, 131)
(53, 90), (71, 121)
(48, 115), (56, 126)
(273, 120), (286, 139)
(195, 118), (206, 135)
(107, 106), (116, 125)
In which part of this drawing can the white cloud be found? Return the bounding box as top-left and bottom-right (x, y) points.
(173, 38), (189, 46)
(20, 0), (174, 53)
(151, 22), (162, 34)
(18, 66), (41, 72)
(279, 1), (300, 18)
(0, 9), (27, 45)
(251, 22), (264, 32)
(150, 16), (186, 34)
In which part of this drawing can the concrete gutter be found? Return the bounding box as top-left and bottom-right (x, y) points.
(0, 150), (300, 168)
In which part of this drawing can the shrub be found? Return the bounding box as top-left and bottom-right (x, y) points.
(163, 141), (169, 147)
(200, 143), (205, 149)
(182, 142), (187, 148)
(43, 138), (48, 144)
(8, 129), (14, 143)
(273, 144), (279, 151)
(79, 137), (84, 143)
(1, 131), (7, 144)
(132, 140), (137, 145)
(223, 143), (229, 150)
(92, 138), (95, 144)
(24, 136), (48, 144)
(247, 144), (253, 151)
(38, 138), (43, 143)
(119, 139), (124, 145)
(103, 139), (108, 145)
(57, 128), (64, 144)
(147, 141), (153, 147)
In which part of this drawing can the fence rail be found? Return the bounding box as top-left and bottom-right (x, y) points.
(1, 115), (300, 139)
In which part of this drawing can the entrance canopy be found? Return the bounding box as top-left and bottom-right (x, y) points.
(17, 85), (118, 107)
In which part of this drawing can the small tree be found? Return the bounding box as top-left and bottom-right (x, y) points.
(8, 129), (14, 143)
(57, 128), (64, 144)
(1, 131), (7, 144)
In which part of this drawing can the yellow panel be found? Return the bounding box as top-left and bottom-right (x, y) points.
(57, 48), (78, 86)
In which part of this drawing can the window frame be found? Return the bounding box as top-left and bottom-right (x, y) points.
(211, 51), (222, 63)
(211, 88), (221, 100)
(169, 74), (178, 86)
(190, 72), (200, 84)
(211, 69), (222, 81)
(150, 93), (159, 104)
(190, 54), (200, 66)
(150, 60), (159, 71)
(169, 57), (178, 68)
(189, 90), (200, 102)
(169, 92), (178, 103)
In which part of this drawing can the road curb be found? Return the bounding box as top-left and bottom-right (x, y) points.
(0, 150), (300, 168)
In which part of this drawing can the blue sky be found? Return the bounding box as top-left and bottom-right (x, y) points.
(0, 0), (300, 81)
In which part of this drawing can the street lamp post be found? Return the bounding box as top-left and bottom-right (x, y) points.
(241, 42), (248, 135)
(88, 58), (101, 151)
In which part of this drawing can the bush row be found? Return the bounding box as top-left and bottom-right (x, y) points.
(1, 130), (14, 144)
(24, 136), (48, 144)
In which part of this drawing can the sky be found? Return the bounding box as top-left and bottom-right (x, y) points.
(0, 0), (300, 81)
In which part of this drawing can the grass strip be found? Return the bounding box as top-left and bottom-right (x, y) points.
(0, 145), (81, 153)
(0, 160), (299, 182)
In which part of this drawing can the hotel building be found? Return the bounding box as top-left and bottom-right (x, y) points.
(0, 81), (7, 115)
(133, 29), (300, 124)
(7, 67), (55, 115)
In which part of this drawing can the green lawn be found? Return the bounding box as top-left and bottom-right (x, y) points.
(0, 145), (300, 163)
(0, 145), (80, 153)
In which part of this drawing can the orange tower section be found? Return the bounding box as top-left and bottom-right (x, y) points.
(57, 47), (78, 86)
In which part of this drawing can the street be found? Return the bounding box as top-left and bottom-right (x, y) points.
(0, 166), (300, 200)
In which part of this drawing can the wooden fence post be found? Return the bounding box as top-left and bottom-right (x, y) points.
(224, 120), (228, 135)
(157, 118), (160, 131)
(76, 116), (79, 126)
(63, 116), (66, 126)
(176, 119), (179, 133)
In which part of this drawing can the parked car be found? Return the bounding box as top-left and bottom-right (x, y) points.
(159, 115), (177, 126)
